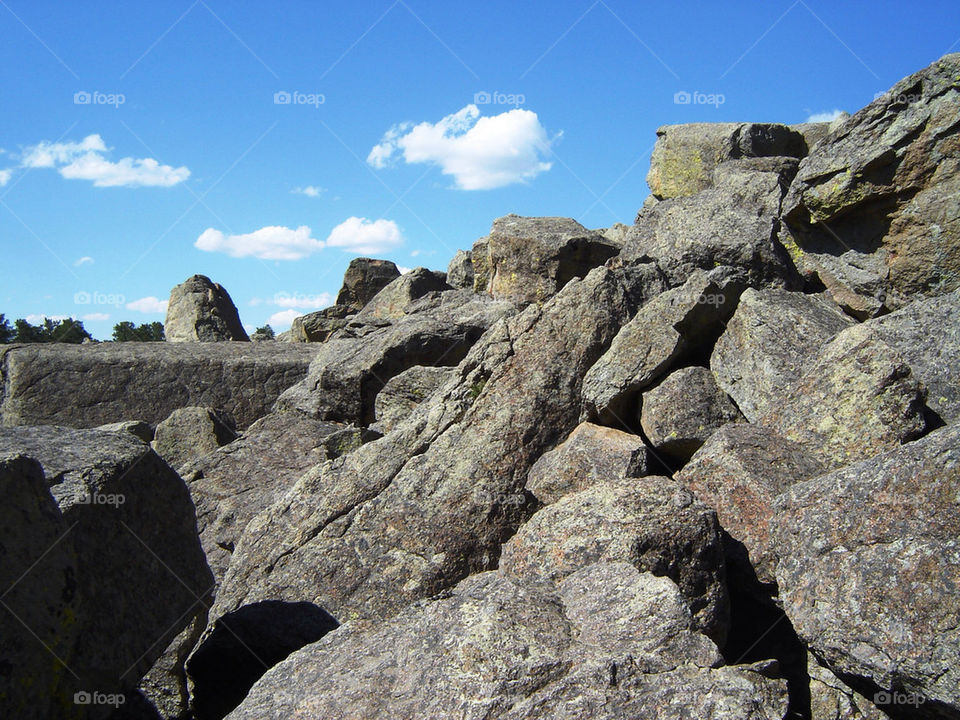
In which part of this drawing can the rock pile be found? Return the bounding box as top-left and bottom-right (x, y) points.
(1, 54), (958, 720)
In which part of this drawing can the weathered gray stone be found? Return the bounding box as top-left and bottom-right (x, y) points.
(288, 304), (352, 343)
(526, 421), (649, 504)
(788, 122), (832, 154)
(165, 275), (249, 342)
(151, 406), (237, 470)
(95, 419), (154, 442)
(481, 215), (620, 304)
(640, 366), (744, 464)
(807, 653), (885, 720)
(711, 288), (854, 421)
(446, 249), (474, 290)
(0, 426), (213, 713)
(646, 122), (806, 200)
(226, 568), (786, 720)
(773, 424), (960, 716)
(759, 323), (928, 469)
(334, 257), (401, 311)
(354, 267), (449, 321)
(782, 53), (960, 316)
(581, 267), (744, 424)
(676, 423), (826, 586)
(471, 236), (491, 294)
(500, 475), (730, 646)
(0, 342), (317, 430)
(372, 365), (455, 434)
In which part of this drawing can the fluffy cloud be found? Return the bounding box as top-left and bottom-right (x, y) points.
(267, 309), (302, 329)
(0, 168), (11, 186)
(19, 134), (189, 188)
(73, 256), (94, 266)
(195, 225), (325, 261)
(325, 217), (403, 254)
(126, 296), (169, 314)
(292, 185), (325, 197)
(806, 109), (845, 123)
(367, 104), (556, 190)
(82, 312), (110, 321)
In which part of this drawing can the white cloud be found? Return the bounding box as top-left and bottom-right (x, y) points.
(25, 314), (68, 324)
(73, 256), (94, 266)
(272, 292), (333, 309)
(268, 309), (302, 329)
(368, 104), (556, 190)
(126, 296), (168, 314)
(325, 217), (403, 254)
(397, 266), (413, 275)
(0, 169), (11, 186)
(19, 133), (190, 188)
(195, 225), (325, 261)
(806, 109), (845, 123)
(292, 185), (325, 197)
(82, 312), (110, 321)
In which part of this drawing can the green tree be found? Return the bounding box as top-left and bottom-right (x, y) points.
(251, 324), (275, 341)
(112, 321), (165, 342)
(13, 317), (91, 344)
(0, 314), (13, 343)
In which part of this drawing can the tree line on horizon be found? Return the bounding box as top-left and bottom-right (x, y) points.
(0, 314), (165, 343)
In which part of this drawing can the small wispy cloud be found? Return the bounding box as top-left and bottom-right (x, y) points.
(805, 109), (845, 123)
(126, 296), (168, 314)
(267, 309), (302, 329)
(73, 256), (94, 266)
(291, 185), (325, 197)
(82, 312), (110, 321)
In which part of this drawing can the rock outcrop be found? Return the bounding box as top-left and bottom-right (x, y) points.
(371, 365), (454, 434)
(0, 342), (316, 429)
(165, 275), (249, 342)
(152, 406), (237, 470)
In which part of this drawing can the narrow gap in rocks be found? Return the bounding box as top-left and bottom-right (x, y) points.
(186, 600), (339, 720)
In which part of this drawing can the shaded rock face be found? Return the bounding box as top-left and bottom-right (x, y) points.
(0, 342), (316, 430)
(446, 249), (474, 289)
(227, 568), (787, 720)
(354, 267), (450, 321)
(372, 364), (454, 434)
(165, 275), (249, 342)
(288, 304), (352, 343)
(186, 601), (338, 720)
(640, 365), (744, 464)
(783, 53), (960, 317)
(500, 476), (730, 647)
(711, 288), (854, 422)
(480, 215), (620, 304)
(676, 423), (826, 586)
(0, 426), (213, 716)
(212, 266), (639, 629)
(773, 424), (960, 717)
(525, 421), (649, 504)
(334, 257), (401, 312)
(151, 406), (237, 470)
(646, 122), (806, 200)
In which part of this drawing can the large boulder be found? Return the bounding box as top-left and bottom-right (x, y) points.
(274, 289), (515, 425)
(372, 365), (455, 434)
(165, 274), (249, 342)
(212, 266), (639, 629)
(639, 365), (744, 464)
(626, 156), (803, 287)
(711, 288), (854, 421)
(479, 215), (620, 304)
(646, 122), (806, 200)
(0, 342), (316, 429)
(772, 424), (960, 716)
(581, 267), (744, 425)
(759, 323), (928, 469)
(676, 423), (826, 586)
(334, 257), (401, 311)
(445, 249), (474, 290)
(0, 426), (213, 716)
(288, 304), (353, 343)
(226, 568), (787, 720)
(782, 53), (960, 317)
(151, 406), (237, 470)
(500, 475), (730, 646)
(353, 267), (449, 321)
(525, 421), (650, 504)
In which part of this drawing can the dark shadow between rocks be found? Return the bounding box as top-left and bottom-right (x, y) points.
(186, 600), (339, 720)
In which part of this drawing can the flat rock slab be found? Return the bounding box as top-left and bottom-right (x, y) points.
(0, 342), (317, 430)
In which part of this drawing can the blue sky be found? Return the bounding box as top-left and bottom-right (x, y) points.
(2, 1), (957, 338)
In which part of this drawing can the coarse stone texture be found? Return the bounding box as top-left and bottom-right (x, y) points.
(372, 365), (455, 434)
(165, 275), (249, 342)
(151, 406), (237, 470)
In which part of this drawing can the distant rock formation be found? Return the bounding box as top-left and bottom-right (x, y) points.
(165, 274), (249, 342)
